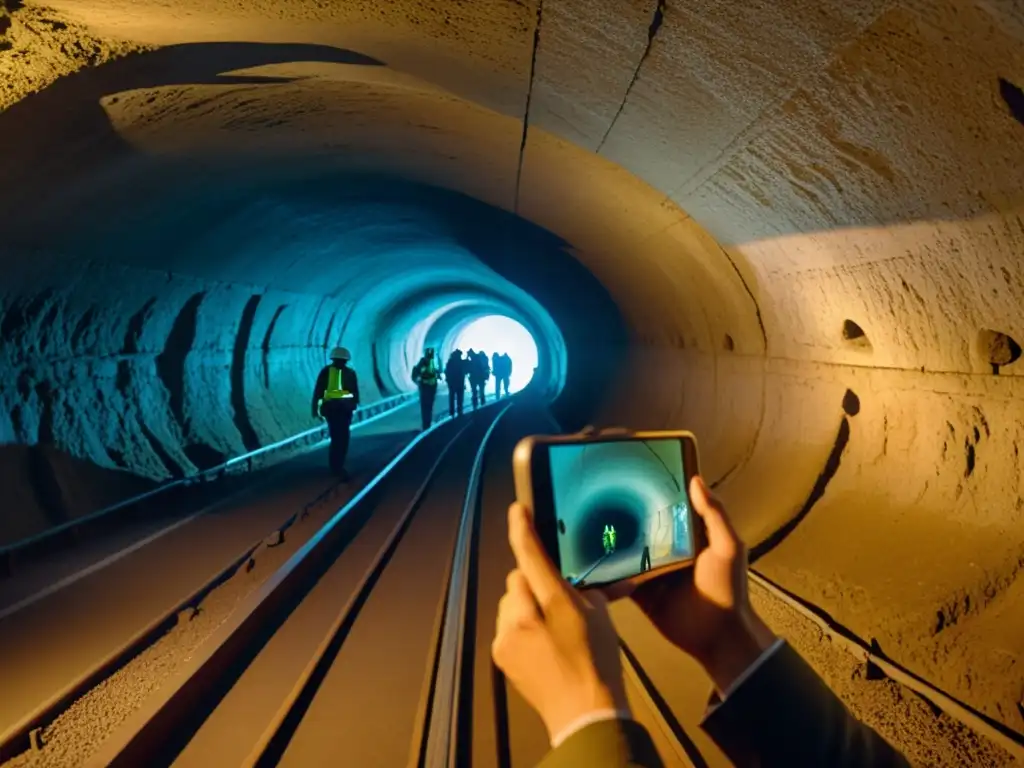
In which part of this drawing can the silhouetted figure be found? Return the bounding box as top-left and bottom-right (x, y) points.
(465, 347), (477, 408)
(312, 346), (360, 481)
(469, 349), (489, 409)
(640, 544), (651, 573)
(445, 348), (467, 417)
(411, 348), (440, 430)
(493, 352), (512, 397)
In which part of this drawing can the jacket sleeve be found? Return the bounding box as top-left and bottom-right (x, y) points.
(700, 641), (910, 768)
(538, 719), (664, 768)
(312, 367), (328, 416)
(349, 369), (360, 407)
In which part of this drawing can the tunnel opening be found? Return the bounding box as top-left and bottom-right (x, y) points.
(453, 315), (538, 394)
(565, 500), (642, 568)
(842, 319), (872, 350)
(723, 333), (735, 352)
(977, 328), (1021, 374)
(998, 77), (1024, 126)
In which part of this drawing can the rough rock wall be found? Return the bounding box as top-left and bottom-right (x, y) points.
(0, 247), (349, 545)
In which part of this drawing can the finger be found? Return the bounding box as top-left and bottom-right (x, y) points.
(596, 580), (634, 603)
(632, 567), (689, 613)
(496, 570), (541, 633)
(506, 568), (537, 605)
(584, 587), (617, 609)
(507, 502), (566, 609)
(689, 475), (740, 558)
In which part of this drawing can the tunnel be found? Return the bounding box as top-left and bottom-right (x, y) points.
(1, 0), (1023, 765)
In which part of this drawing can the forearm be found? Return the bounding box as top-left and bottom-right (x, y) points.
(312, 370), (327, 415)
(540, 718), (664, 768)
(694, 610), (779, 696)
(699, 615), (910, 767)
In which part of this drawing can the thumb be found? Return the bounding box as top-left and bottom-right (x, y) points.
(689, 476), (740, 558)
(508, 503), (567, 609)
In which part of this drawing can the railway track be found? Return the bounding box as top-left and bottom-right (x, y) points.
(5, 395), (1013, 767)
(0, 397), (453, 764)
(0, 400), (694, 768)
(84, 404), (509, 767)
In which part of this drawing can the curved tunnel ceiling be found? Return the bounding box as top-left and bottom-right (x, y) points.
(2, 0), (1024, 744)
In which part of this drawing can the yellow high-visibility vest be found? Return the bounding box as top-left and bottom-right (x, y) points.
(419, 359), (439, 386)
(323, 365), (354, 401)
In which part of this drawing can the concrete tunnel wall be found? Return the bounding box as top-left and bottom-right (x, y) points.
(1, 0), (1024, 744)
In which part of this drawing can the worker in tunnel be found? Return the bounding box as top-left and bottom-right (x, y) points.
(569, 502), (644, 587)
(469, 348), (490, 409)
(411, 347), (440, 430)
(465, 348), (479, 408)
(444, 347), (467, 418)
(311, 346), (360, 481)
(492, 477), (909, 768)
(502, 352), (512, 395)
(492, 351), (512, 397)
(602, 524), (617, 555)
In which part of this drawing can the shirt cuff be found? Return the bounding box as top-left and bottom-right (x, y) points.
(550, 708), (633, 748)
(719, 636), (786, 701)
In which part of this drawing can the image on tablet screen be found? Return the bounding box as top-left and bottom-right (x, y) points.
(549, 439), (693, 587)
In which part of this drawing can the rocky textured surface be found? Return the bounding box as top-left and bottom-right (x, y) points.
(1, 0), (1022, 762)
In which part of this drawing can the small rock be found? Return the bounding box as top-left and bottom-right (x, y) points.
(176, 606), (197, 625)
(264, 529), (285, 547)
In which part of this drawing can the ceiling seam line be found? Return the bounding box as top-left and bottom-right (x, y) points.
(514, 0), (545, 216)
(595, 0), (666, 155)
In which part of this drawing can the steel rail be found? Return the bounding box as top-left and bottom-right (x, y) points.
(82, 405), (470, 767)
(0, 410), (422, 762)
(0, 392), (419, 575)
(241, 409), (506, 767)
(748, 568), (1024, 761)
(421, 403), (513, 768)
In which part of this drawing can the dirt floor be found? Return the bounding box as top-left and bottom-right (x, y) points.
(1, 474), (364, 768)
(749, 579), (1017, 767)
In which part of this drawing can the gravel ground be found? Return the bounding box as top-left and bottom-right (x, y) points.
(1, 481), (350, 768)
(749, 579), (1016, 767)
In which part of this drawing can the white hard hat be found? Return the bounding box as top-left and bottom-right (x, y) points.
(330, 346), (351, 361)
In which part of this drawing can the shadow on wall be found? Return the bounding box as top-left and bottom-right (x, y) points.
(0, 444), (155, 547)
(0, 41), (383, 203)
(749, 388), (861, 562)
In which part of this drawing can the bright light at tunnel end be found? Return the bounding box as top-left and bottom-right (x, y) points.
(454, 316), (538, 393)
